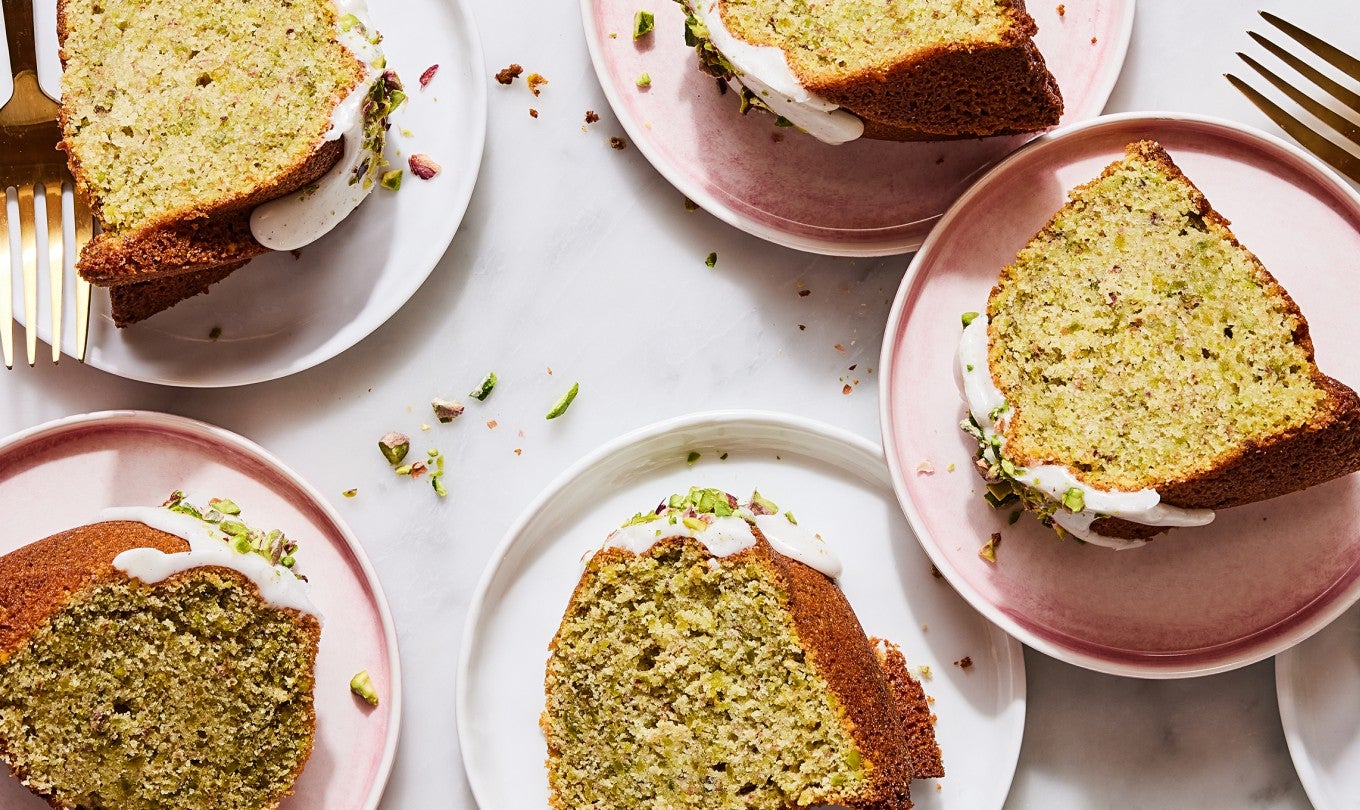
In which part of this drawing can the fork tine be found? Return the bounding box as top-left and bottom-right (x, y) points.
(73, 189), (93, 363)
(1248, 31), (1360, 116)
(1237, 52), (1360, 147)
(1260, 11), (1360, 84)
(45, 184), (64, 363)
(17, 185), (38, 368)
(1, 188), (12, 370)
(1226, 73), (1360, 185)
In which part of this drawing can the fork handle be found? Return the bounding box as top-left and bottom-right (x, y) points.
(2, 0), (38, 76)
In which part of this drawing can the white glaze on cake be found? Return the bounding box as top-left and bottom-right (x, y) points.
(603, 505), (843, 578)
(958, 315), (1215, 549)
(691, 1), (864, 145)
(103, 507), (322, 619)
(249, 0), (388, 251)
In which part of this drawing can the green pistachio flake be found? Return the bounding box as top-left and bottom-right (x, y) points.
(232, 536), (253, 554)
(208, 498), (241, 516)
(784, 511), (797, 525)
(684, 197), (698, 212)
(623, 511), (662, 527)
(379, 432), (410, 465)
(632, 9), (655, 39)
(372, 55), (387, 70)
(281, 555), (296, 568)
(546, 382), (580, 419)
(961, 311), (980, 328)
(773, 115), (794, 128)
(1062, 487), (1086, 513)
(208, 326), (222, 341)
(432, 474), (448, 497)
(380, 169), (403, 191)
(750, 491), (779, 516)
(432, 398), (464, 423)
(343, 489), (358, 498)
(635, 72), (651, 88)
(469, 372), (498, 401)
(1008, 509), (1021, 525)
(682, 516), (707, 532)
(338, 12), (362, 32)
(966, 364), (975, 372)
(219, 520), (249, 537)
(350, 670), (380, 706)
(686, 451), (701, 465)
(704, 252), (717, 268)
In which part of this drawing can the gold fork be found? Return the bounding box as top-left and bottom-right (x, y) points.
(1227, 11), (1360, 185)
(0, 0), (92, 368)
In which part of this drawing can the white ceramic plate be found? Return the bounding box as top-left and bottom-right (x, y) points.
(457, 411), (1026, 810)
(0, 411), (402, 809)
(17, 0), (486, 387)
(1277, 603), (1360, 810)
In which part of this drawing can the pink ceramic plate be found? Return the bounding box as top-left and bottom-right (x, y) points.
(581, 0), (1134, 256)
(0, 412), (401, 808)
(880, 113), (1360, 678)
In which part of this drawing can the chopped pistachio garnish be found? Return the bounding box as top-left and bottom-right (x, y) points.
(783, 511), (797, 525)
(961, 311), (980, 328)
(380, 169), (403, 191)
(350, 670), (380, 706)
(682, 516), (707, 532)
(916, 664), (933, 679)
(684, 197), (698, 211)
(635, 72), (651, 87)
(546, 383), (580, 419)
(379, 432), (410, 465)
(705, 252), (717, 268)
(394, 464), (413, 476)
(431, 474), (448, 497)
(163, 491), (300, 572)
(966, 364), (975, 372)
(719, 452), (729, 460)
(633, 9), (655, 39)
(1062, 487), (1086, 513)
(686, 451), (701, 465)
(750, 491), (779, 516)
(208, 498), (241, 516)
(432, 398), (465, 423)
(979, 532), (1001, 563)
(208, 326), (222, 341)
(343, 489), (358, 499)
(469, 373), (498, 401)
(372, 55), (387, 69)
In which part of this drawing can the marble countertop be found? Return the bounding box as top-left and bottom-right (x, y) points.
(3, 0), (1355, 807)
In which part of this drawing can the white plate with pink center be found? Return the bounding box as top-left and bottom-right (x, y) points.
(0, 411), (401, 810)
(458, 410), (1026, 810)
(880, 112), (1360, 678)
(580, 0), (1134, 255)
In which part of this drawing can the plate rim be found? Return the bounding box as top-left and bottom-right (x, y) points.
(34, 0), (489, 389)
(455, 408), (1027, 809)
(1274, 606), (1358, 810)
(0, 409), (405, 809)
(878, 110), (1360, 679)
(577, 0), (1137, 257)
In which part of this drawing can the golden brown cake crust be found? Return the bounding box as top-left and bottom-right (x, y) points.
(546, 530), (933, 809)
(778, 0), (1063, 140)
(872, 638), (945, 780)
(55, 0), (358, 291)
(0, 520), (320, 810)
(996, 141), (1360, 540)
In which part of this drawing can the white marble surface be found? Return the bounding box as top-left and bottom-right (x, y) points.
(2, 0), (1355, 807)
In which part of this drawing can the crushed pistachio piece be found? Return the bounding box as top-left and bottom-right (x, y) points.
(636, 73), (651, 88)
(682, 516), (707, 532)
(380, 169), (402, 191)
(379, 432), (410, 465)
(546, 383), (580, 419)
(343, 489), (358, 499)
(916, 664), (933, 679)
(633, 9), (655, 39)
(208, 326), (222, 341)
(1062, 487), (1086, 513)
(350, 670), (380, 706)
(784, 511), (797, 525)
(469, 373), (498, 401)
(208, 498), (240, 516)
(394, 464), (413, 476)
(705, 252), (717, 268)
(433, 398), (465, 423)
(961, 311), (980, 328)
(749, 491), (779, 516)
(432, 474), (448, 497)
(979, 532), (1001, 563)
(686, 451), (701, 465)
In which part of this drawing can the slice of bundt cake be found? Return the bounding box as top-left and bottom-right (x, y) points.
(542, 488), (942, 809)
(0, 493), (320, 809)
(960, 140), (1360, 548)
(58, 0), (403, 321)
(680, 0), (1062, 143)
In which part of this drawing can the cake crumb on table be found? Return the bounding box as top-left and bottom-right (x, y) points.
(609, 136), (627, 150)
(529, 108), (538, 118)
(526, 72), (549, 96)
(585, 110), (600, 124)
(494, 63), (523, 84)
(1056, 3), (1065, 16)
(419, 64), (439, 88)
(954, 656), (974, 669)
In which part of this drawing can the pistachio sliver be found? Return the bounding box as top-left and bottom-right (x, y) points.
(379, 432), (410, 465)
(546, 383), (580, 420)
(469, 373), (498, 401)
(350, 670), (380, 706)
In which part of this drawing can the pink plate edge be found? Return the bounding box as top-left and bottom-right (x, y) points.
(878, 110), (1360, 679)
(455, 409), (1027, 804)
(577, 0), (1137, 258)
(0, 410), (404, 807)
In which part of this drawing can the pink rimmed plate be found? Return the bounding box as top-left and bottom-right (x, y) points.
(880, 112), (1360, 678)
(580, 0), (1134, 256)
(458, 411), (1026, 810)
(0, 411), (401, 809)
